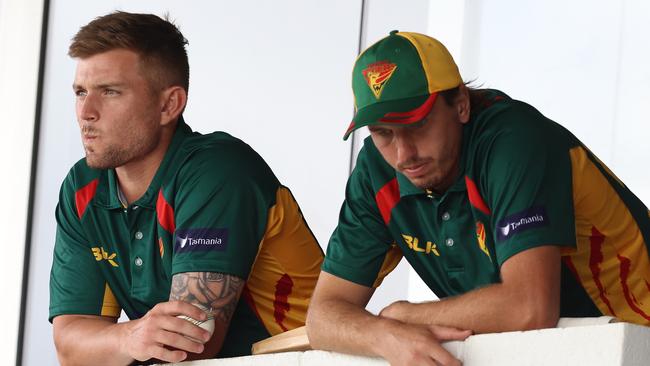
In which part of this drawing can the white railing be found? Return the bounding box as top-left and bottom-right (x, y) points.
(166, 318), (650, 366)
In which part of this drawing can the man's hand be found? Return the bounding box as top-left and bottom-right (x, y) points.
(121, 300), (212, 363)
(377, 320), (471, 366)
(53, 301), (210, 366)
(52, 273), (244, 366)
(378, 300), (411, 321)
(306, 272), (470, 366)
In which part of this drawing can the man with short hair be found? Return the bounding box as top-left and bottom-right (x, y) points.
(49, 11), (323, 365)
(306, 31), (650, 366)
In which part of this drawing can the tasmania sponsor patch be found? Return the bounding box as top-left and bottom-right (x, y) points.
(496, 207), (548, 242)
(174, 228), (229, 253)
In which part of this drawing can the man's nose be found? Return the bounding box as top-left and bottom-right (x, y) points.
(395, 135), (417, 165)
(78, 94), (99, 122)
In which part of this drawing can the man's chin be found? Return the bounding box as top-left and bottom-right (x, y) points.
(406, 175), (441, 191)
(407, 177), (433, 190)
(86, 160), (108, 170)
(85, 156), (116, 170)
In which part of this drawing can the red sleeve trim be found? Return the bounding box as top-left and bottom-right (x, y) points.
(375, 178), (400, 225)
(465, 176), (491, 215)
(156, 189), (176, 233)
(74, 179), (99, 219)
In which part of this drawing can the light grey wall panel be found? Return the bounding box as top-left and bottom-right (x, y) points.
(0, 0), (45, 364)
(611, 0), (650, 203)
(463, 0), (623, 164)
(461, 0), (648, 203)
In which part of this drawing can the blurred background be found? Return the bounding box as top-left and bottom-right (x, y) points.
(1, 0), (648, 364)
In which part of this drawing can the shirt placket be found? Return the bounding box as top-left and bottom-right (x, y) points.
(125, 205), (148, 297)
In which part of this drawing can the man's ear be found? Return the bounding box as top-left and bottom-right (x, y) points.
(160, 86), (187, 126)
(457, 84), (471, 124)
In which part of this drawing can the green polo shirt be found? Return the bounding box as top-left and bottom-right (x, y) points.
(324, 89), (650, 324)
(50, 117), (324, 357)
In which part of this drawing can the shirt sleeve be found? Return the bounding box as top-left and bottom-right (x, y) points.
(481, 102), (577, 266)
(170, 143), (275, 280)
(322, 147), (402, 288)
(49, 173), (121, 322)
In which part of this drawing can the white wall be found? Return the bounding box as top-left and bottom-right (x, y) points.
(0, 0), (44, 365)
(611, 0), (650, 203)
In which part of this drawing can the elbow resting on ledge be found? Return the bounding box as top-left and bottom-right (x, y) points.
(508, 303), (560, 332)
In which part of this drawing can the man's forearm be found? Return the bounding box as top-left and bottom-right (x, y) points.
(381, 282), (559, 333)
(307, 297), (471, 366)
(307, 297), (396, 357)
(54, 316), (133, 366)
(382, 246), (562, 333)
(307, 272), (471, 365)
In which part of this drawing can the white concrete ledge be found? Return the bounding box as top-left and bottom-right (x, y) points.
(167, 321), (650, 365)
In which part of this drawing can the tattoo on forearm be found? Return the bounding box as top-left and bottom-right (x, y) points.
(170, 272), (244, 323)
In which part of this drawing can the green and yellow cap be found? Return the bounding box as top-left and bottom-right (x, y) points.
(343, 31), (462, 140)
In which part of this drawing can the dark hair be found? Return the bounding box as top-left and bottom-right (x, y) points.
(69, 11), (189, 92)
(439, 82), (490, 115)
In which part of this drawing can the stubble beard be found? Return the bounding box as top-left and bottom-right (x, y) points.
(398, 159), (456, 192)
(398, 158), (438, 190)
(84, 129), (161, 170)
(410, 174), (442, 191)
(85, 145), (134, 169)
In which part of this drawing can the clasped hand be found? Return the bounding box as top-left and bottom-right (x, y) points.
(377, 301), (471, 366)
(122, 301), (212, 363)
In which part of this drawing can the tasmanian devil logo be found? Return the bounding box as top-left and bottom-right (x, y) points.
(363, 61), (397, 99)
(475, 221), (491, 259)
(158, 238), (165, 258)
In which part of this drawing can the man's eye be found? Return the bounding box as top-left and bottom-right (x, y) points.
(374, 129), (391, 137)
(74, 90), (87, 97)
(104, 89), (120, 96)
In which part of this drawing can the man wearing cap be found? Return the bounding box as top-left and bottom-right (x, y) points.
(306, 30), (650, 365)
(49, 12), (323, 365)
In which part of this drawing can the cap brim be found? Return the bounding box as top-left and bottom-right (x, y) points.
(343, 93), (438, 140)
